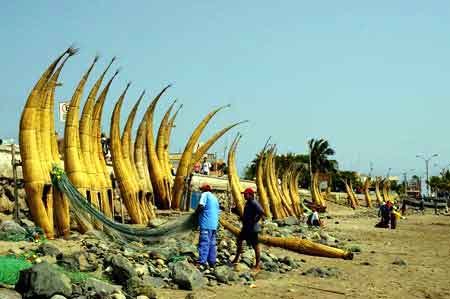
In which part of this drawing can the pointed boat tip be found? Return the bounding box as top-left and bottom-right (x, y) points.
(67, 46), (79, 57)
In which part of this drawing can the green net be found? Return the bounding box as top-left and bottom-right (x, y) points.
(50, 166), (197, 247)
(0, 255), (32, 285)
(0, 227), (46, 243)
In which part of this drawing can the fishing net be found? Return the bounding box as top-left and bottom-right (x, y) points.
(0, 255), (32, 285)
(50, 166), (197, 247)
(0, 227), (46, 243)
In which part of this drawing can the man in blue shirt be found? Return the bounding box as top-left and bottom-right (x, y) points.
(195, 184), (221, 268)
(231, 187), (265, 271)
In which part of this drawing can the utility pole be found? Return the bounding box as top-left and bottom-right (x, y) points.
(416, 154), (438, 197)
(11, 144), (21, 223)
(369, 162), (374, 177)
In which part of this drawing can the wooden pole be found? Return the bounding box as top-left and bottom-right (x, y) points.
(11, 144), (20, 223)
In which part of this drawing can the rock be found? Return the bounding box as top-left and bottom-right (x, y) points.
(135, 265), (149, 277)
(84, 277), (122, 295)
(347, 245), (362, 253)
(0, 288), (22, 299)
(37, 243), (62, 257)
(185, 293), (196, 299)
(284, 216), (298, 226)
(0, 220), (26, 234)
(0, 194), (13, 214)
(263, 222), (278, 234)
(137, 296), (150, 299)
(125, 276), (157, 298)
(111, 293), (126, 299)
(149, 247), (177, 261)
(239, 272), (253, 282)
(8, 248), (24, 256)
(241, 250), (255, 267)
(107, 255), (137, 284)
(319, 231), (335, 243)
(214, 265), (240, 283)
(262, 261), (279, 272)
(302, 266), (341, 278)
(392, 257), (408, 266)
(15, 262), (72, 298)
(57, 252), (95, 272)
(280, 256), (296, 268)
(234, 263), (250, 273)
(171, 260), (206, 290)
(311, 232), (321, 241)
(19, 219), (35, 229)
(50, 295), (67, 299)
(260, 252), (273, 263)
(144, 277), (168, 289)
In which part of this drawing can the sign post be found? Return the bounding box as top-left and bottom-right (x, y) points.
(59, 102), (70, 122)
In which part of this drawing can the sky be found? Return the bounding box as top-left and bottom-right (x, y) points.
(1, 1), (450, 179)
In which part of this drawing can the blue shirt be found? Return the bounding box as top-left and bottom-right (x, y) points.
(198, 191), (220, 230)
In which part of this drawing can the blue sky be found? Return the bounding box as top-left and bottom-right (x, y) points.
(1, 1), (450, 178)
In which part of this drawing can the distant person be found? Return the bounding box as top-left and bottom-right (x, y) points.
(201, 157), (211, 175)
(375, 201), (391, 228)
(232, 188), (265, 271)
(307, 206), (322, 227)
(390, 203), (400, 229)
(419, 198), (425, 214)
(401, 199), (407, 216)
(101, 133), (108, 155)
(195, 184), (220, 270)
(193, 162), (201, 174)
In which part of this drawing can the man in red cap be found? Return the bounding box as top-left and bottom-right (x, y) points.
(231, 187), (264, 271)
(195, 184), (220, 269)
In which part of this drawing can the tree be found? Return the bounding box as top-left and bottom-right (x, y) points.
(308, 138), (338, 176)
(333, 170), (360, 192)
(243, 152), (310, 185)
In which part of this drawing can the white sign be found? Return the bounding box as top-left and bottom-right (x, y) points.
(59, 102), (70, 122)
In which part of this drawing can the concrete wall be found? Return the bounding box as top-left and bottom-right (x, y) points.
(0, 144), (22, 179)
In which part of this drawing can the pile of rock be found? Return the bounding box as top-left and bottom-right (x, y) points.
(0, 208), (352, 298)
(0, 178), (27, 217)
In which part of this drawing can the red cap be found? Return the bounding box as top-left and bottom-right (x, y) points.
(241, 187), (255, 195)
(200, 184), (212, 192)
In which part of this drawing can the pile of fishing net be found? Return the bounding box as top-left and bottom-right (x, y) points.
(0, 255), (32, 285)
(51, 166), (197, 248)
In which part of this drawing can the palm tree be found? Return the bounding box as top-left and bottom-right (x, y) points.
(308, 138), (337, 207)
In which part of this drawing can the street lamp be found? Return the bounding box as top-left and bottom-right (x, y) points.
(416, 154), (439, 197)
(386, 168), (392, 178)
